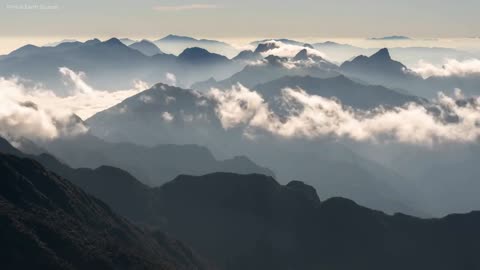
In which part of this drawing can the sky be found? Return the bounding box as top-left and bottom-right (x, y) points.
(1, 0), (479, 38)
(0, 0), (480, 54)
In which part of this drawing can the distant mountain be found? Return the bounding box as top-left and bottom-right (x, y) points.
(129, 39), (163, 56)
(193, 50), (340, 91)
(154, 34), (239, 57)
(41, 134), (274, 186)
(339, 48), (480, 98)
(85, 84), (424, 216)
(0, 38), (243, 91)
(340, 48), (414, 86)
(44, 39), (79, 47)
(119, 38), (137, 46)
(178, 47), (230, 65)
(250, 38), (312, 47)
(0, 153), (209, 270)
(368, 35), (412, 40)
(232, 50), (263, 62)
(255, 75), (425, 110)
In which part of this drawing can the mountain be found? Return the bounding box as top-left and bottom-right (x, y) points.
(232, 50), (263, 62)
(340, 48), (415, 87)
(154, 35), (239, 57)
(41, 134), (274, 186)
(250, 38), (311, 47)
(178, 47), (230, 65)
(193, 51), (340, 91)
(119, 38), (137, 46)
(368, 35), (412, 40)
(149, 173), (480, 270)
(0, 153), (210, 270)
(85, 84), (424, 216)
(129, 39), (163, 56)
(255, 75), (425, 109)
(339, 48), (480, 98)
(3, 137), (480, 269)
(0, 38), (244, 92)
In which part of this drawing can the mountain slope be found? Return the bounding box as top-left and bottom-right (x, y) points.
(145, 173), (480, 270)
(154, 35), (239, 57)
(4, 138), (478, 269)
(192, 53), (340, 91)
(255, 75), (425, 109)
(0, 153), (209, 270)
(42, 134), (274, 186)
(129, 39), (163, 56)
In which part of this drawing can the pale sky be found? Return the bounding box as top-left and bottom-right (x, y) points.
(1, 0), (479, 39)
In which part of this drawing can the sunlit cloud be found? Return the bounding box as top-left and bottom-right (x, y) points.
(411, 59), (480, 78)
(208, 84), (480, 145)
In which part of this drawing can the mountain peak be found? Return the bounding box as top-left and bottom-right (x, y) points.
(129, 40), (163, 56)
(254, 42), (279, 54)
(161, 34), (196, 42)
(103, 37), (124, 46)
(370, 48), (391, 60)
(293, 49), (309, 61)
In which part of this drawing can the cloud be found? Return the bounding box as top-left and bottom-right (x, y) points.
(259, 40), (327, 59)
(411, 59), (480, 78)
(0, 67), (147, 141)
(13, 67), (147, 119)
(153, 4), (218, 11)
(208, 84), (480, 145)
(162, 112), (174, 122)
(166, 72), (177, 86)
(0, 78), (87, 141)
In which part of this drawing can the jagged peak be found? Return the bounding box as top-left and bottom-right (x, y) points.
(370, 48), (391, 61)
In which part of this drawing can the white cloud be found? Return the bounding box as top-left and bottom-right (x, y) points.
(11, 67), (146, 119)
(0, 67), (147, 141)
(162, 112), (174, 122)
(259, 40), (327, 59)
(208, 84), (480, 145)
(0, 77), (87, 141)
(411, 58), (480, 78)
(153, 4), (218, 11)
(166, 72), (177, 86)
(139, 94), (154, 104)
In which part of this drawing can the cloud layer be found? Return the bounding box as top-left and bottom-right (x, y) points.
(411, 58), (480, 78)
(208, 84), (480, 145)
(0, 67), (147, 141)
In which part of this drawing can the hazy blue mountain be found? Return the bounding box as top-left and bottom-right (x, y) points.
(41, 134), (274, 186)
(44, 39), (79, 47)
(250, 38), (312, 47)
(255, 75), (425, 109)
(368, 35), (412, 40)
(178, 47), (230, 65)
(340, 48), (480, 98)
(0, 38), (244, 91)
(341, 48), (409, 79)
(128, 39), (163, 56)
(118, 37), (137, 46)
(193, 51), (340, 91)
(154, 34), (239, 57)
(232, 50), (263, 62)
(85, 84), (424, 216)
(0, 153), (210, 270)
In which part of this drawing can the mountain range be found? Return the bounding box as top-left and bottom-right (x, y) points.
(84, 83), (425, 216)
(0, 37), (243, 92)
(0, 152), (209, 270)
(154, 35), (239, 57)
(2, 139), (480, 270)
